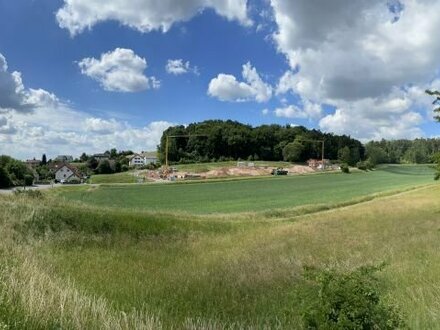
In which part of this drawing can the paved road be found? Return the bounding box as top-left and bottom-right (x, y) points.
(0, 184), (63, 194)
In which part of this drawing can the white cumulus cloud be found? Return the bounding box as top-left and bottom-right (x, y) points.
(78, 48), (159, 93)
(270, 0), (440, 139)
(84, 117), (123, 134)
(0, 52), (174, 159)
(3, 102), (176, 159)
(319, 90), (425, 141)
(56, 0), (251, 36)
(0, 53), (58, 113)
(166, 59), (198, 75)
(208, 62), (272, 102)
(274, 99), (322, 120)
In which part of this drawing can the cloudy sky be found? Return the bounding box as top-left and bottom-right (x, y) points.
(1, 0), (439, 159)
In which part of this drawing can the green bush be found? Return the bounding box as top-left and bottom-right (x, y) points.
(340, 164), (350, 174)
(433, 152), (440, 180)
(301, 265), (404, 329)
(139, 163), (159, 170)
(0, 166), (12, 188)
(357, 161), (368, 171)
(24, 174), (34, 186)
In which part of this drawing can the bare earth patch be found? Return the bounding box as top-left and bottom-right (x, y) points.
(197, 165), (315, 178)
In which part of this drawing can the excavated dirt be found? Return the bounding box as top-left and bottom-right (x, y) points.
(200, 165), (315, 178)
(138, 165), (317, 182)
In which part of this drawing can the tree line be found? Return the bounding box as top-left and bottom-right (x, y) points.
(365, 139), (440, 165)
(74, 149), (134, 176)
(159, 120), (440, 169)
(159, 120), (365, 165)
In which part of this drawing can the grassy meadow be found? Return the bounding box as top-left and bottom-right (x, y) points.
(88, 171), (138, 184)
(0, 164), (439, 328)
(59, 164), (434, 214)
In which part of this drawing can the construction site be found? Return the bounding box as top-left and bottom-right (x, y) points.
(131, 160), (340, 183)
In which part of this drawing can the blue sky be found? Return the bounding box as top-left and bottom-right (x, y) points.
(0, 0), (439, 159)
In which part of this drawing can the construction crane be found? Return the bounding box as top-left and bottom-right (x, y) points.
(296, 137), (325, 169)
(163, 134), (208, 177)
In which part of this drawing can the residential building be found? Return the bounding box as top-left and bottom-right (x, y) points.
(93, 153), (109, 161)
(307, 159), (330, 170)
(55, 155), (73, 162)
(141, 151), (158, 164)
(25, 158), (41, 168)
(128, 154), (145, 167)
(127, 152), (158, 167)
(54, 163), (84, 183)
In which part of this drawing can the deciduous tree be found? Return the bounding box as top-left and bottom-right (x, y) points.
(283, 140), (305, 162)
(426, 90), (440, 121)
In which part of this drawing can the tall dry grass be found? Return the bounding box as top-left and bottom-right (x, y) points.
(0, 195), (161, 329)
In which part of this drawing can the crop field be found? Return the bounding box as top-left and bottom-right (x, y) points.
(58, 165), (434, 214)
(0, 164), (439, 328)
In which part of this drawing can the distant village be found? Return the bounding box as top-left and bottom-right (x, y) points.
(24, 150), (158, 184)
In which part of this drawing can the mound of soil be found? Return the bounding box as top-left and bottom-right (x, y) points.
(202, 165), (315, 178)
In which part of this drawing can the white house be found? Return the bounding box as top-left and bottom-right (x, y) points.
(141, 152), (158, 165)
(54, 164), (83, 183)
(128, 154), (146, 167)
(128, 152), (158, 167)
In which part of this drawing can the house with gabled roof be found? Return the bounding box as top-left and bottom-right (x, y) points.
(141, 151), (158, 165)
(127, 152), (158, 167)
(54, 163), (84, 183)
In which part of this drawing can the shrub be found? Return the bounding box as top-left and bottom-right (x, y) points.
(121, 164), (129, 172)
(365, 160), (375, 170)
(0, 166), (12, 188)
(68, 178), (81, 184)
(95, 159), (113, 174)
(301, 265), (404, 329)
(357, 161), (368, 171)
(340, 163), (350, 174)
(24, 174), (34, 186)
(433, 152), (440, 180)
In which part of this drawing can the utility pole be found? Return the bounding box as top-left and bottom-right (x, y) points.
(296, 137), (325, 169)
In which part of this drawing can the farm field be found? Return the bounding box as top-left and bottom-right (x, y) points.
(58, 164), (434, 214)
(0, 166), (439, 328)
(88, 171), (138, 184)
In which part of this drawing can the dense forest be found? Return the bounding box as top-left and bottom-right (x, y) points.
(365, 139), (440, 164)
(159, 120), (440, 166)
(159, 120), (365, 165)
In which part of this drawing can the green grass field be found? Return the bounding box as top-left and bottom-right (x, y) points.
(60, 165), (434, 214)
(0, 164), (439, 328)
(88, 171), (138, 184)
